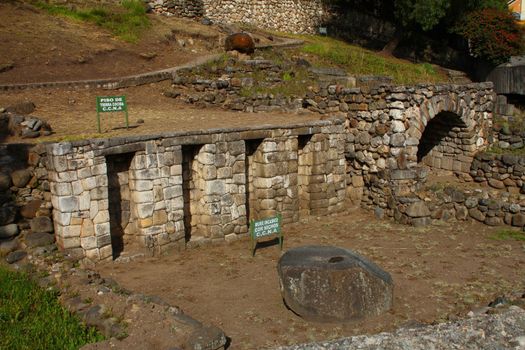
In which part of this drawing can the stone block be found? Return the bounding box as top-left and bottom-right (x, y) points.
(95, 223), (110, 237)
(25, 232), (55, 248)
(405, 202), (430, 218)
(278, 246), (393, 322)
(30, 216), (54, 233)
(512, 213), (525, 227)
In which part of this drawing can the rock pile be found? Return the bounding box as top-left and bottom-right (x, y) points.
(0, 101), (52, 139)
(0, 143), (54, 264)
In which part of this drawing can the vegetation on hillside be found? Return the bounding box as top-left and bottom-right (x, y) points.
(33, 0), (150, 42)
(457, 8), (525, 65)
(0, 265), (103, 349)
(292, 35), (446, 85)
(329, 0), (524, 65)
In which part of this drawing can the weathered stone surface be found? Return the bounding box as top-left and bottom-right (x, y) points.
(11, 169), (32, 188)
(0, 238), (19, 255)
(20, 199), (43, 219)
(224, 33), (255, 54)
(185, 325), (227, 350)
(25, 232), (55, 248)
(6, 250), (27, 264)
(277, 246), (393, 322)
(405, 202), (431, 218)
(469, 208), (486, 222)
(6, 101), (35, 115)
(488, 178), (505, 189)
(0, 206), (16, 226)
(512, 213), (525, 227)
(30, 216), (54, 233)
(0, 224), (19, 239)
(484, 217), (501, 226)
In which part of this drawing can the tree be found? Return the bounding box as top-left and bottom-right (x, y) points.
(456, 8), (525, 65)
(380, 0), (508, 54)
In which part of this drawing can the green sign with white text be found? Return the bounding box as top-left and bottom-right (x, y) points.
(96, 96), (129, 132)
(250, 214), (283, 256)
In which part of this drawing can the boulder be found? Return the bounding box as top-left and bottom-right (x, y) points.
(0, 206), (16, 226)
(0, 224), (19, 239)
(0, 238), (19, 255)
(11, 169), (32, 188)
(25, 232), (54, 248)
(30, 216), (53, 233)
(512, 213), (525, 227)
(405, 201), (431, 218)
(20, 199), (43, 219)
(224, 33), (255, 54)
(6, 250), (27, 264)
(5, 101), (35, 115)
(185, 325), (227, 350)
(277, 246), (393, 322)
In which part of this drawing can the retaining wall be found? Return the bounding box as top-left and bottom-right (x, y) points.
(44, 120), (346, 261)
(147, 0), (330, 33)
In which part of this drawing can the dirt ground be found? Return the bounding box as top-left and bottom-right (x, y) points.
(96, 208), (525, 349)
(0, 1), (222, 84)
(0, 81), (322, 143)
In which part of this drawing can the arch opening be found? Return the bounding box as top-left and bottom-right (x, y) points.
(417, 111), (473, 172)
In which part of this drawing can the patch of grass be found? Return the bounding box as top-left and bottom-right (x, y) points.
(290, 35), (446, 85)
(0, 265), (103, 349)
(490, 229), (525, 241)
(33, 0), (150, 42)
(239, 65), (314, 98)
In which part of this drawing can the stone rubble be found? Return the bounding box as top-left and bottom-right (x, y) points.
(274, 305), (525, 350)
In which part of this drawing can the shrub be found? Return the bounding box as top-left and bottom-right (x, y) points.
(457, 8), (525, 65)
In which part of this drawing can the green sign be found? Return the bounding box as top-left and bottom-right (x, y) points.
(96, 96), (129, 132)
(250, 214), (283, 256)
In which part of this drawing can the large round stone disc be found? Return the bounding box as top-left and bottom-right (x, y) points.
(277, 246), (393, 322)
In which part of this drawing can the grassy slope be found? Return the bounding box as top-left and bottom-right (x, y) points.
(291, 35), (447, 85)
(33, 0), (150, 43)
(0, 265), (103, 349)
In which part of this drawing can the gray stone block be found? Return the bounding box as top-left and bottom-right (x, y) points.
(278, 246), (393, 322)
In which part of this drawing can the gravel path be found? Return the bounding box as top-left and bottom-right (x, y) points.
(274, 306), (525, 350)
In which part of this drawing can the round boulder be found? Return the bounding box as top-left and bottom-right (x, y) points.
(0, 224), (19, 239)
(11, 169), (32, 188)
(277, 246), (393, 322)
(224, 33), (255, 54)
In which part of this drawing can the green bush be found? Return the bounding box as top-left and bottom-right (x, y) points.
(0, 266), (103, 349)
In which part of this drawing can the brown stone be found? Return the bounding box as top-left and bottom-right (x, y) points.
(224, 33), (255, 54)
(277, 246), (393, 322)
(512, 213), (525, 227)
(488, 178), (505, 189)
(11, 169), (32, 188)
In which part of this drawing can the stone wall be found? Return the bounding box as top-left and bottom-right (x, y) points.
(44, 121), (346, 261)
(470, 152), (525, 193)
(147, 0), (330, 33)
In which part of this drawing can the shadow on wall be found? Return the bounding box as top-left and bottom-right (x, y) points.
(417, 111), (468, 163)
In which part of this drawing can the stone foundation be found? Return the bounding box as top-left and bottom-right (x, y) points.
(44, 121), (346, 261)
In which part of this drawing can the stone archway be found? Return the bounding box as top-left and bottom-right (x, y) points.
(405, 95), (487, 175)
